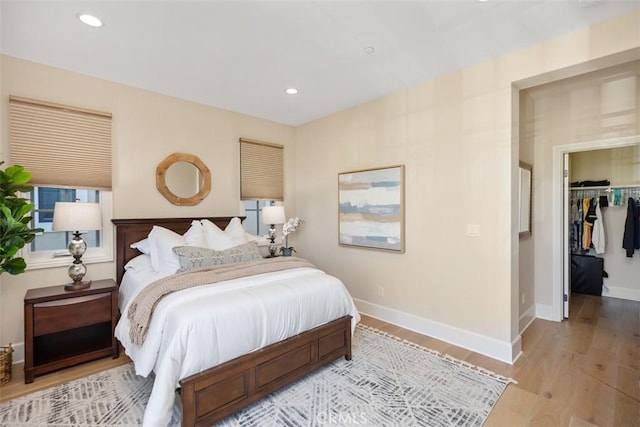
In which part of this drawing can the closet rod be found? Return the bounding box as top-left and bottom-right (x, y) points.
(570, 186), (640, 201)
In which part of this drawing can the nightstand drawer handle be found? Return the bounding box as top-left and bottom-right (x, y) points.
(34, 293), (109, 307)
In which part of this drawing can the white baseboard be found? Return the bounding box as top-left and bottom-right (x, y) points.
(9, 342), (24, 365)
(519, 304), (536, 334)
(602, 285), (640, 302)
(354, 298), (519, 364)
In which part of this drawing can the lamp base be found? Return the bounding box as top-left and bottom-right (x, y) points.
(268, 224), (277, 257)
(64, 280), (92, 291)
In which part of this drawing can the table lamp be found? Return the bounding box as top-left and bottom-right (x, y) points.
(262, 205), (285, 257)
(52, 201), (102, 290)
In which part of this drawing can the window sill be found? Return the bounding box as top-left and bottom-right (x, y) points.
(25, 251), (113, 271)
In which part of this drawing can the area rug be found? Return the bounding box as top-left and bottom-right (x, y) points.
(0, 325), (514, 426)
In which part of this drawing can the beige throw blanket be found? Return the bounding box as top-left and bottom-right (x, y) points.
(127, 257), (316, 345)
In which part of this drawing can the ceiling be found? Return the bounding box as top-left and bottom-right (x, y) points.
(1, 1), (638, 126)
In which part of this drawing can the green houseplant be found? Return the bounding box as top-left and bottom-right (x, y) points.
(0, 162), (43, 275)
(0, 162), (43, 383)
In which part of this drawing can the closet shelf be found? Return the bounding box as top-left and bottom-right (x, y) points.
(569, 184), (640, 191)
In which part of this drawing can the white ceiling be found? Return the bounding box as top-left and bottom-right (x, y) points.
(1, 1), (638, 126)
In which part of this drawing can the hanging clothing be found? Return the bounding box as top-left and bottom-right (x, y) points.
(622, 197), (640, 257)
(599, 195), (609, 208)
(582, 198), (593, 250)
(570, 199), (583, 253)
(570, 195), (607, 255)
(613, 189), (623, 206)
(591, 200), (605, 254)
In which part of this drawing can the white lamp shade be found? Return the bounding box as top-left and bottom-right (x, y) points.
(52, 202), (102, 232)
(262, 206), (286, 225)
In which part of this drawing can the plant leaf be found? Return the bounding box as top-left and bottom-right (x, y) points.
(1, 257), (27, 275)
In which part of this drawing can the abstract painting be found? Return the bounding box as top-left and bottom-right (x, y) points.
(338, 165), (405, 252)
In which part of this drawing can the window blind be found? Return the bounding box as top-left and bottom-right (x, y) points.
(9, 96), (112, 190)
(240, 138), (283, 201)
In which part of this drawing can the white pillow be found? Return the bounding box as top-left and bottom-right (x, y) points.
(201, 217), (248, 250)
(183, 220), (207, 247)
(124, 254), (153, 271)
(148, 225), (186, 273)
(130, 238), (151, 255)
(138, 221), (208, 273)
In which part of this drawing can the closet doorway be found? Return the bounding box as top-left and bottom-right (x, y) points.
(555, 137), (640, 319)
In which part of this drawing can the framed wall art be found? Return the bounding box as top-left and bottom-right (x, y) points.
(338, 164), (405, 252)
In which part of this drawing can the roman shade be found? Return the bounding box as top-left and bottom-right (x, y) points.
(9, 96), (112, 190)
(239, 138), (283, 201)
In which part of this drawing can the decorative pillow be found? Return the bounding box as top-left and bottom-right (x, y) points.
(173, 241), (262, 272)
(130, 238), (151, 255)
(245, 232), (272, 246)
(201, 217), (248, 250)
(124, 254), (153, 271)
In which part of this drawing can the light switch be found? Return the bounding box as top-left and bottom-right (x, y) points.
(466, 224), (480, 237)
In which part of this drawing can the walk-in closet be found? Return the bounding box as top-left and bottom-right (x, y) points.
(569, 146), (640, 302)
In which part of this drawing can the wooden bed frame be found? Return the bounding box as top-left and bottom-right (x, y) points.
(112, 217), (353, 427)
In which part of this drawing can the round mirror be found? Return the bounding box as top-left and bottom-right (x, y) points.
(156, 153), (211, 206)
(165, 161), (203, 198)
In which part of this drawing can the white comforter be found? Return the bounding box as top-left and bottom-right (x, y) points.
(115, 265), (360, 427)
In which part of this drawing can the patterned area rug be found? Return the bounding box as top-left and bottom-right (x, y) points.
(0, 325), (514, 426)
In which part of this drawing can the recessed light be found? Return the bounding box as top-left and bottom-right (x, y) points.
(364, 46), (375, 54)
(286, 88), (299, 95)
(77, 13), (103, 27)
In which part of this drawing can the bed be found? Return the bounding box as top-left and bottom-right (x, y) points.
(112, 217), (359, 427)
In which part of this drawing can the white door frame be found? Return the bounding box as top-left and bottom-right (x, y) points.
(563, 152), (570, 318)
(551, 135), (640, 321)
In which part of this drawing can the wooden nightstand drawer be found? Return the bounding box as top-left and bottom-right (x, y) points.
(33, 293), (112, 336)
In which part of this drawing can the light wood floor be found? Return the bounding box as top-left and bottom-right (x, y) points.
(1, 293), (638, 426)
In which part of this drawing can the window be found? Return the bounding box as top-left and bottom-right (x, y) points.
(36, 188), (75, 224)
(23, 187), (113, 269)
(243, 200), (274, 237)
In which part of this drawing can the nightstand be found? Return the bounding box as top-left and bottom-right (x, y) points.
(23, 279), (119, 383)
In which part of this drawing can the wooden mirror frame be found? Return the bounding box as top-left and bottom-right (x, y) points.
(156, 152), (211, 206)
(519, 161), (533, 238)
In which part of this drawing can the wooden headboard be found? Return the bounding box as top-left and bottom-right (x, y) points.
(111, 217), (242, 285)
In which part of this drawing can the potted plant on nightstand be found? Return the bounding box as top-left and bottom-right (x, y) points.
(280, 217), (303, 257)
(0, 162), (43, 384)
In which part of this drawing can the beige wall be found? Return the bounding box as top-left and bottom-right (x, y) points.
(294, 11), (639, 361)
(571, 146), (640, 185)
(0, 55), (295, 352)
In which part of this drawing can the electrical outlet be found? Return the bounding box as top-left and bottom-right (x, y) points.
(378, 286), (385, 297)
